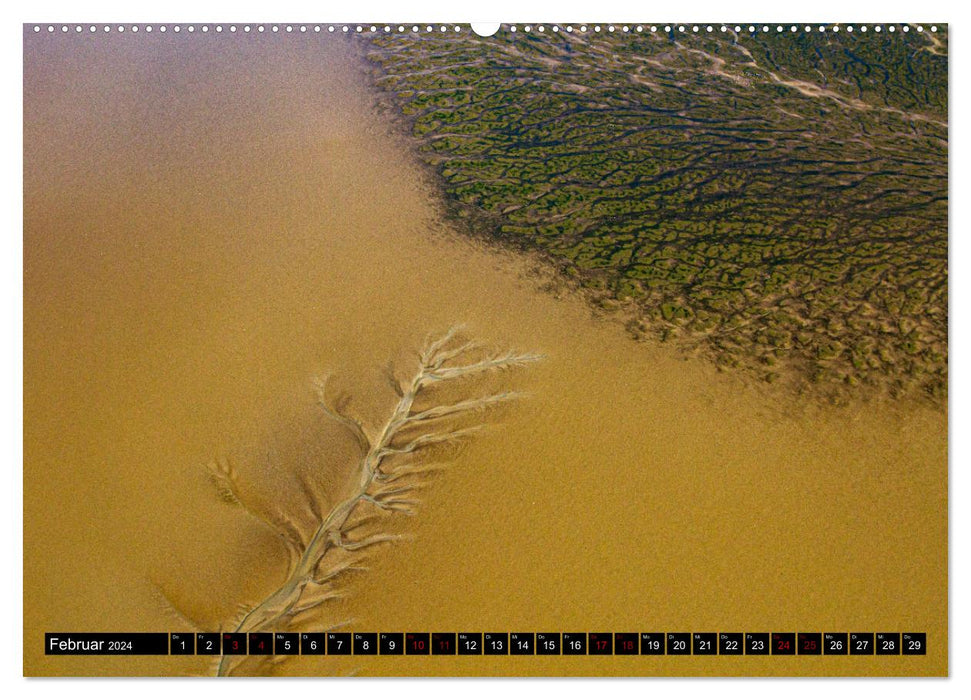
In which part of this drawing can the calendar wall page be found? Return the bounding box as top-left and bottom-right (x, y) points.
(23, 21), (947, 677)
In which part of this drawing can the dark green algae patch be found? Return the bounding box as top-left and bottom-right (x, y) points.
(364, 26), (947, 404)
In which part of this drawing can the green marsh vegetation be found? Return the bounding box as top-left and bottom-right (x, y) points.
(366, 26), (947, 403)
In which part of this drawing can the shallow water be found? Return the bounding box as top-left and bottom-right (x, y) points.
(23, 32), (946, 676)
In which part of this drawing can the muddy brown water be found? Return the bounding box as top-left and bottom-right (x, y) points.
(23, 32), (946, 676)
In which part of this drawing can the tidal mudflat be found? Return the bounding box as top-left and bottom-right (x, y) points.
(24, 29), (946, 676)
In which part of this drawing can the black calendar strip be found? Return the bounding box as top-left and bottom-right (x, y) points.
(46, 632), (927, 656)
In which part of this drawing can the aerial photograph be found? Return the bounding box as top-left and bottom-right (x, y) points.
(23, 22), (947, 677)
